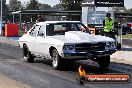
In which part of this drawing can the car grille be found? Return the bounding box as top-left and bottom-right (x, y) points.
(75, 42), (105, 52)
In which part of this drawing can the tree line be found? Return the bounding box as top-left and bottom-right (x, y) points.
(0, 0), (131, 22)
(1, 0), (131, 14)
(0, 0), (82, 12)
(0, 0), (83, 21)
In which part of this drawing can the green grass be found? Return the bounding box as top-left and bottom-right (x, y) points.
(122, 34), (132, 39)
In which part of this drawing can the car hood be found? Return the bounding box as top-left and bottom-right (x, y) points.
(47, 31), (115, 44)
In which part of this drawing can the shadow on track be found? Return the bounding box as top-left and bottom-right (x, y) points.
(33, 58), (121, 74)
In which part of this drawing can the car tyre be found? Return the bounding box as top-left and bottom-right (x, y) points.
(97, 56), (110, 69)
(23, 45), (34, 63)
(51, 49), (63, 70)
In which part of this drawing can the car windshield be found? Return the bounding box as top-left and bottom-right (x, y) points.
(46, 22), (90, 36)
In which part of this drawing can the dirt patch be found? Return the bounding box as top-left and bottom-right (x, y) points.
(0, 74), (31, 88)
(111, 58), (132, 65)
(111, 51), (132, 62)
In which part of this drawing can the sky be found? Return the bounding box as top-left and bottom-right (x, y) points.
(6, 0), (132, 9)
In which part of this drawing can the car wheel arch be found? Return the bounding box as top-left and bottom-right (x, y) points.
(49, 46), (57, 56)
(23, 43), (27, 48)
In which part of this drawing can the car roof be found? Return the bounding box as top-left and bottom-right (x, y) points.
(36, 21), (81, 25)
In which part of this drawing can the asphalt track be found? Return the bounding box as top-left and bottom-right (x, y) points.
(0, 38), (132, 88)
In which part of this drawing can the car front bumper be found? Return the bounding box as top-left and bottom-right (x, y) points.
(61, 50), (116, 59)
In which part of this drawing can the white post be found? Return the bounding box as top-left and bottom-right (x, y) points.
(117, 16), (123, 49)
(0, 0), (3, 35)
(82, 7), (89, 27)
(13, 14), (14, 23)
(111, 7), (114, 24)
(31, 16), (33, 22)
(94, 6), (97, 24)
(20, 14), (21, 29)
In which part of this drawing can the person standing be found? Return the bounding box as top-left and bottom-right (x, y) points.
(103, 13), (116, 40)
(36, 15), (44, 23)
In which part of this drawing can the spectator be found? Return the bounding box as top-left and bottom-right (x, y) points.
(103, 13), (116, 40)
(36, 15), (44, 23)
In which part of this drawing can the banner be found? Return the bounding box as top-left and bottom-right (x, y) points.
(82, 0), (124, 7)
(95, 0), (124, 7)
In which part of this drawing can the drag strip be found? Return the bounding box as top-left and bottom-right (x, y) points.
(0, 38), (132, 88)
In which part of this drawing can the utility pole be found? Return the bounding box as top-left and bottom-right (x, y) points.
(0, 0), (3, 35)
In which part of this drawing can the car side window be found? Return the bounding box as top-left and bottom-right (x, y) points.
(38, 25), (45, 37)
(46, 24), (54, 36)
(30, 25), (40, 37)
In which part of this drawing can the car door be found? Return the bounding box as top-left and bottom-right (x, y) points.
(28, 25), (40, 54)
(35, 25), (49, 56)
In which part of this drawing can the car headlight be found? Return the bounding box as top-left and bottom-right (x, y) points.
(63, 45), (75, 50)
(105, 42), (116, 49)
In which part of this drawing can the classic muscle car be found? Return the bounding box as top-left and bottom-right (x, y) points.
(18, 21), (116, 69)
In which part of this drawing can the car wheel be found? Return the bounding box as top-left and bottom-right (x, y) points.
(51, 49), (62, 70)
(23, 45), (34, 63)
(97, 56), (110, 69)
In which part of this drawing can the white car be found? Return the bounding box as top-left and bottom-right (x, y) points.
(18, 21), (116, 70)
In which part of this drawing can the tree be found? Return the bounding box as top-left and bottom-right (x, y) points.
(9, 0), (22, 11)
(114, 7), (128, 12)
(60, 0), (82, 11)
(127, 8), (132, 22)
(26, 0), (39, 10)
(128, 8), (132, 12)
(60, 0), (82, 21)
(39, 3), (51, 10)
(0, 0), (9, 21)
(0, 0), (8, 13)
(52, 4), (62, 10)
